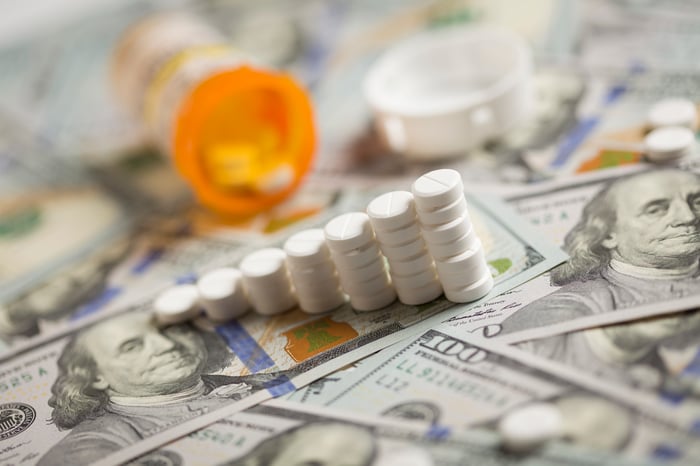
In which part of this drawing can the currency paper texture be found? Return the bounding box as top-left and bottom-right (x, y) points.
(0, 192), (564, 466)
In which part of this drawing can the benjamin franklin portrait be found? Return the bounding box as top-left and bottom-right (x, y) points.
(502, 168), (700, 332)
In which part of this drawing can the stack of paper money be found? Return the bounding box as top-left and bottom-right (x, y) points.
(2, 1), (700, 465)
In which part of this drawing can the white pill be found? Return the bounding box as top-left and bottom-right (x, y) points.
(367, 191), (416, 231)
(324, 212), (375, 253)
(340, 270), (392, 296)
(411, 169), (464, 211)
(391, 268), (439, 290)
(644, 126), (695, 162)
(334, 256), (387, 284)
(498, 402), (564, 453)
(290, 268), (341, 291)
(415, 196), (468, 226)
(426, 228), (479, 260)
(647, 98), (698, 130)
(373, 221), (422, 247)
(420, 213), (471, 245)
(284, 229), (331, 268)
(443, 272), (493, 303)
(328, 242), (382, 270)
(387, 252), (435, 278)
(154, 284), (200, 325)
(349, 286), (397, 312)
(378, 236), (427, 261)
(434, 241), (485, 277)
(396, 279), (443, 305)
(438, 260), (490, 290)
(197, 268), (249, 322)
(298, 292), (347, 314)
(240, 248), (297, 315)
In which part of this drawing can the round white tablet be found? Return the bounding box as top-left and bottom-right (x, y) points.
(154, 284), (200, 325)
(420, 213), (471, 245)
(327, 242), (382, 270)
(647, 98), (698, 130)
(387, 251), (435, 277)
(644, 126), (695, 162)
(411, 169), (464, 210)
(335, 258), (387, 286)
(443, 272), (493, 303)
(288, 266), (340, 290)
(298, 291), (346, 314)
(240, 248), (297, 315)
(433, 241), (485, 277)
(391, 268), (439, 289)
(197, 268), (249, 322)
(379, 236), (428, 262)
(367, 191), (417, 231)
(284, 229), (331, 268)
(373, 221), (422, 248)
(426, 228), (479, 260)
(396, 279), (443, 305)
(349, 286), (397, 312)
(498, 402), (564, 453)
(415, 196), (468, 226)
(324, 212), (375, 253)
(340, 270), (392, 296)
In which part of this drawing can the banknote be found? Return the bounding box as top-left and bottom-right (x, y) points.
(127, 400), (671, 466)
(432, 161), (700, 345)
(516, 308), (700, 416)
(320, 324), (700, 464)
(0, 190), (564, 466)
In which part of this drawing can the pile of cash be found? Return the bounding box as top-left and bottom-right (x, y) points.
(2, 1), (700, 465)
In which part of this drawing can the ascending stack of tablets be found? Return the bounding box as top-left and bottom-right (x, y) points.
(412, 169), (493, 303)
(324, 212), (397, 311)
(367, 191), (442, 305)
(240, 248), (297, 315)
(196, 268), (250, 322)
(284, 229), (346, 313)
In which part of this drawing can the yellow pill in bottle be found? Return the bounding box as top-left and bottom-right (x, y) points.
(111, 12), (315, 216)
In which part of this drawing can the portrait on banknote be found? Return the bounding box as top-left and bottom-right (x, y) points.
(37, 311), (287, 465)
(501, 168), (700, 334)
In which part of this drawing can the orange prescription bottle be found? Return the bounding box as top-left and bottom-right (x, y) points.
(111, 13), (315, 216)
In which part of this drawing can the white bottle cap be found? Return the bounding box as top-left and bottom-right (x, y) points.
(643, 126), (695, 162)
(365, 25), (533, 159)
(647, 98), (698, 131)
(154, 284), (201, 325)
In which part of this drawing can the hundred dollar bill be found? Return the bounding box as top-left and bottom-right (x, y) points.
(440, 162), (700, 344)
(515, 308), (700, 416)
(128, 400), (669, 466)
(321, 324), (700, 464)
(0, 191), (564, 466)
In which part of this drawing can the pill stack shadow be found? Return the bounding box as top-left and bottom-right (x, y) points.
(412, 169), (494, 303)
(153, 169), (494, 324)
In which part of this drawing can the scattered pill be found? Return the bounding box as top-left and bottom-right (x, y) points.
(197, 268), (250, 322)
(644, 126), (695, 162)
(240, 248), (297, 315)
(411, 169), (464, 211)
(647, 98), (698, 131)
(498, 402), (564, 453)
(154, 284), (201, 325)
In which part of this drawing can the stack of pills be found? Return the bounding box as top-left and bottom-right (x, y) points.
(412, 169), (493, 303)
(284, 229), (346, 314)
(324, 212), (397, 311)
(644, 98), (698, 163)
(367, 191), (442, 305)
(196, 268), (249, 322)
(240, 248), (297, 315)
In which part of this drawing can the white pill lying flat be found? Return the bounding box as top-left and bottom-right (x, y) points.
(284, 229), (331, 268)
(644, 126), (695, 162)
(415, 196), (468, 226)
(367, 190), (417, 232)
(396, 279), (443, 306)
(197, 268), (250, 322)
(412, 169), (464, 211)
(240, 248), (297, 315)
(328, 242), (382, 270)
(373, 221), (422, 248)
(648, 98), (698, 130)
(498, 402), (564, 453)
(387, 252), (435, 278)
(379, 236), (427, 262)
(154, 284), (201, 325)
(324, 212), (375, 253)
(443, 272), (493, 303)
(420, 213), (471, 245)
(426, 228), (479, 260)
(349, 285), (397, 312)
